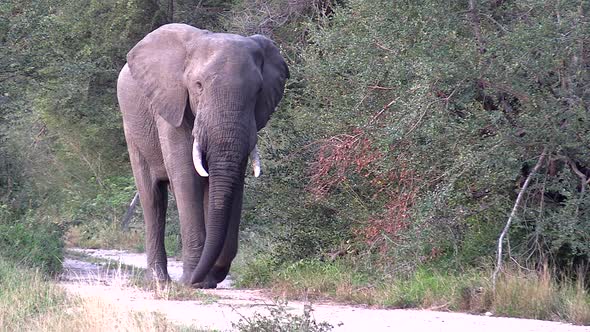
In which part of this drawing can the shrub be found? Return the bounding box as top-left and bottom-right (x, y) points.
(291, 0), (590, 272)
(0, 214), (64, 275)
(233, 301), (333, 332)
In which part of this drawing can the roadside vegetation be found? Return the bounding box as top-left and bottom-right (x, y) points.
(0, 259), (202, 331)
(1, 0), (589, 327)
(234, 258), (590, 324)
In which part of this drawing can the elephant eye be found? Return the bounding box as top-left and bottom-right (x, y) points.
(194, 82), (203, 94)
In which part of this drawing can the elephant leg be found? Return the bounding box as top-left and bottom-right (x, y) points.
(128, 144), (170, 282)
(155, 116), (216, 288)
(209, 178), (245, 283)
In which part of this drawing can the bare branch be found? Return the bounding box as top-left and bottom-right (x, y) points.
(368, 96), (401, 124)
(567, 157), (588, 217)
(374, 41), (395, 53)
(493, 147), (548, 289)
(122, 192), (140, 231)
(481, 14), (509, 33)
(468, 0), (486, 55)
(367, 85), (394, 91)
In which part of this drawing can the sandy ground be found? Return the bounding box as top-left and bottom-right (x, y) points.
(59, 248), (590, 332)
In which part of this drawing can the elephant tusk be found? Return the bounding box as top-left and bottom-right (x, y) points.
(250, 145), (261, 177)
(192, 140), (209, 177)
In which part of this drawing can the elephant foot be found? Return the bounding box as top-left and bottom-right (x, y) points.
(192, 279), (218, 289)
(180, 272), (217, 289)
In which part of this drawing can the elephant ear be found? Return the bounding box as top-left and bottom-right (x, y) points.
(127, 24), (205, 127)
(249, 35), (290, 131)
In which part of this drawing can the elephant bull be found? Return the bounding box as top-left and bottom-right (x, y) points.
(116, 24), (288, 288)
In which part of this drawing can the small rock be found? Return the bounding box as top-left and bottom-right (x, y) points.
(485, 312), (493, 317)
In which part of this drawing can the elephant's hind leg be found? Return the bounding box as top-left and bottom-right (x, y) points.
(128, 144), (170, 282)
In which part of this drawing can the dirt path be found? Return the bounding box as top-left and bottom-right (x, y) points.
(59, 248), (589, 332)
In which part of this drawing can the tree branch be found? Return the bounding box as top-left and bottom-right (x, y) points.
(493, 146), (548, 289)
(122, 192), (140, 231)
(566, 157), (588, 217)
(468, 0), (486, 55)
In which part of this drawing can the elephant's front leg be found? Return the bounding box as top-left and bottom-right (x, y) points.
(157, 117), (215, 287)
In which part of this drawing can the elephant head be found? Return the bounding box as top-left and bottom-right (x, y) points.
(125, 24), (288, 285)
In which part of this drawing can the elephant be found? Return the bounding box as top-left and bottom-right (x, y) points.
(116, 23), (288, 288)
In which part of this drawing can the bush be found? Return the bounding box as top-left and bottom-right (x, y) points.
(233, 301), (333, 332)
(0, 215), (64, 275)
(233, 252), (276, 288)
(283, 0), (590, 273)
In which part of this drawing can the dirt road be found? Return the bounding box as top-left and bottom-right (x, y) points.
(59, 249), (589, 332)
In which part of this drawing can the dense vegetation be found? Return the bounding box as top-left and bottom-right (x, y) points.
(1, 0), (589, 316)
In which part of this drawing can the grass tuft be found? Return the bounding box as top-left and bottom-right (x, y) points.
(0, 259), (66, 329)
(492, 265), (590, 324)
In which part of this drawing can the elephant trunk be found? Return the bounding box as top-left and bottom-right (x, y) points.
(190, 121), (249, 285)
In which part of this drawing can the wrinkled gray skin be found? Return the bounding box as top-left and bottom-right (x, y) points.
(116, 24), (288, 288)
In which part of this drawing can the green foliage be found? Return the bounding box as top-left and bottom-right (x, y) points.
(383, 268), (482, 309)
(233, 252), (275, 287)
(233, 301), (333, 332)
(0, 215), (64, 275)
(67, 176), (135, 225)
(2, 0), (590, 301)
(279, 0), (590, 271)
